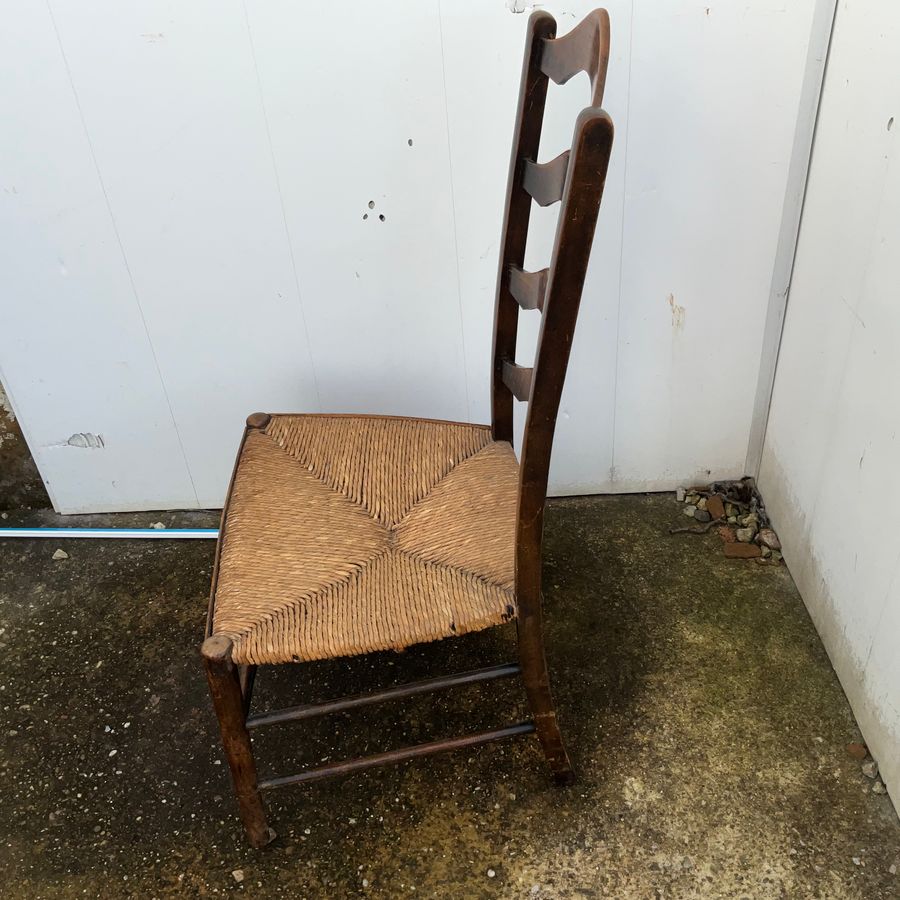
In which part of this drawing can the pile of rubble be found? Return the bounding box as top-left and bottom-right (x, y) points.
(671, 476), (783, 564)
(847, 742), (889, 795)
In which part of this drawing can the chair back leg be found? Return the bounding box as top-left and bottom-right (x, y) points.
(202, 636), (275, 848)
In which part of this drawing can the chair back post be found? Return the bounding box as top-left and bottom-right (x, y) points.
(491, 11), (557, 444)
(489, 9), (614, 619)
(516, 109), (613, 620)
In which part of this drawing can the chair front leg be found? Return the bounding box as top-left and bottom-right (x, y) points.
(201, 636), (274, 848)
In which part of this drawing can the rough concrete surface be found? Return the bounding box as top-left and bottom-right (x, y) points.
(0, 383), (50, 511)
(0, 496), (897, 898)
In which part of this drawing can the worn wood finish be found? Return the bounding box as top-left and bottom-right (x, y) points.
(201, 636), (273, 848)
(516, 109), (614, 779)
(238, 664), (257, 718)
(540, 8), (611, 106)
(202, 8), (614, 846)
(489, 8), (613, 781)
(258, 722), (536, 790)
(491, 11), (557, 443)
(522, 152), (571, 207)
(508, 266), (549, 312)
(502, 361), (535, 402)
(246, 663), (520, 729)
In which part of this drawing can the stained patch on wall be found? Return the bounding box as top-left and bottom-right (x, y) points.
(667, 293), (686, 331)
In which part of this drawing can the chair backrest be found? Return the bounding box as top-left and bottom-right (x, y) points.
(490, 9), (614, 600)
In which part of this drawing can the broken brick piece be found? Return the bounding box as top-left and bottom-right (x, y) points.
(724, 542), (762, 559)
(716, 525), (737, 543)
(706, 494), (726, 520)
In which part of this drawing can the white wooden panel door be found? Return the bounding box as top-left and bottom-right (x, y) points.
(0, 1), (198, 513)
(43, 0), (322, 508)
(1, 1), (821, 512)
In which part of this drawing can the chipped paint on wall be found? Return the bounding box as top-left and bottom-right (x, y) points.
(63, 432), (105, 449)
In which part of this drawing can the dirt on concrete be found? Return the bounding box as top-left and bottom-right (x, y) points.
(0, 496), (897, 898)
(0, 383), (50, 511)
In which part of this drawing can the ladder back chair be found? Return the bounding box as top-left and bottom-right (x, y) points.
(202, 8), (614, 848)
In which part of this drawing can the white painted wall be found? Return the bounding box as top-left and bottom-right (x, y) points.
(759, 0), (900, 804)
(0, 1), (820, 512)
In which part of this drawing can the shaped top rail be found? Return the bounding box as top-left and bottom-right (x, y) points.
(539, 8), (611, 107)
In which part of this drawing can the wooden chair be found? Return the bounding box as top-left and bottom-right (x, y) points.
(201, 8), (614, 848)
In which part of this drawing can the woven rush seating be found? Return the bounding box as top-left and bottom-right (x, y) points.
(211, 414), (519, 665)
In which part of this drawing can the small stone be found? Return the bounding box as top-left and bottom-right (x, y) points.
(724, 543), (762, 559)
(706, 495), (725, 520)
(872, 780), (887, 794)
(487, 869), (496, 878)
(740, 513), (759, 528)
(727, 516), (738, 524)
(735, 527), (755, 543)
(771, 550), (783, 562)
(52, 548), (69, 560)
(686, 493), (700, 505)
(150, 521), (165, 529)
(693, 509), (711, 523)
(683, 505), (697, 518)
(862, 760), (879, 779)
(725, 503), (737, 517)
(761, 545), (772, 558)
(697, 497), (707, 511)
(676, 488), (686, 502)
(758, 528), (781, 550)
(847, 742), (868, 761)
(232, 870), (245, 883)
(889, 863), (897, 875)
(716, 525), (736, 543)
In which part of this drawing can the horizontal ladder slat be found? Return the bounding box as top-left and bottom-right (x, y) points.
(522, 151), (569, 207)
(246, 663), (521, 729)
(502, 360), (534, 401)
(508, 265), (549, 311)
(258, 721), (536, 790)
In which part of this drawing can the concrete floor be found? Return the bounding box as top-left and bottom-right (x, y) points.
(0, 495), (897, 898)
